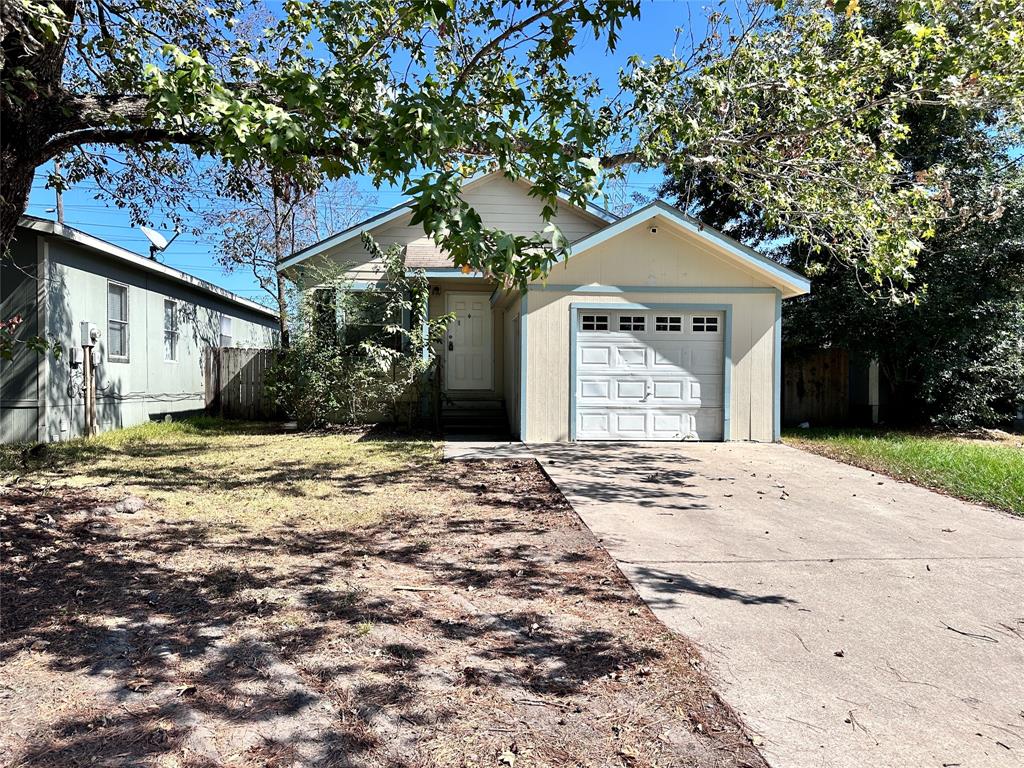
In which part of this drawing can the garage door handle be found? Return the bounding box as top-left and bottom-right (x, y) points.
(640, 392), (651, 402)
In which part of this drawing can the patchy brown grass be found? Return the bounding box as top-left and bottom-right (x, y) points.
(1, 422), (763, 768)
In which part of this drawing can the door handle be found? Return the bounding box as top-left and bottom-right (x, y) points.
(448, 341), (454, 351)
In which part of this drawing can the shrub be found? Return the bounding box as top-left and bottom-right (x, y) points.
(267, 236), (451, 428)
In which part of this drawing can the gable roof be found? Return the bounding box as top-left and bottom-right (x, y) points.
(562, 200), (811, 297)
(19, 216), (279, 320)
(276, 171), (618, 273)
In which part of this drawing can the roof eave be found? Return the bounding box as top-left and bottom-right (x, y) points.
(19, 218), (279, 320)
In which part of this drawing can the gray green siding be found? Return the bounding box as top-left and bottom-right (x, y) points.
(2, 225), (279, 443)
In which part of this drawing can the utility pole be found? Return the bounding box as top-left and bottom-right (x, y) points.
(53, 158), (64, 225)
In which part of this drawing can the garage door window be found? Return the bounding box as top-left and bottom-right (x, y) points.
(618, 315), (646, 332)
(691, 316), (719, 333)
(655, 316), (682, 332)
(580, 314), (608, 331)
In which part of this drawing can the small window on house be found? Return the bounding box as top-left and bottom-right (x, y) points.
(691, 315), (720, 333)
(655, 316), (682, 332)
(163, 299), (179, 361)
(618, 315), (646, 332)
(107, 282), (129, 360)
(220, 315), (233, 347)
(580, 314), (609, 331)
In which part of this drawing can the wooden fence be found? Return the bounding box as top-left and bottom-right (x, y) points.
(203, 347), (279, 420)
(782, 348), (850, 426)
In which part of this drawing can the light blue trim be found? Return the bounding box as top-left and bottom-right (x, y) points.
(773, 290), (782, 442)
(519, 293), (528, 440)
(415, 268), (485, 278)
(420, 312), (430, 363)
(568, 301), (733, 442)
(561, 201), (811, 296)
(531, 284), (779, 295)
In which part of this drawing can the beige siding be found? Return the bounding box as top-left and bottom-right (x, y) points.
(503, 302), (521, 433)
(308, 174), (607, 281)
(523, 225), (781, 443)
(540, 222), (768, 288)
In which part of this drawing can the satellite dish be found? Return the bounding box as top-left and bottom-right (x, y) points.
(138, 226), (179, 260)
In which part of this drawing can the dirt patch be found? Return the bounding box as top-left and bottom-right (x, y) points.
(2, 457), (763, 768)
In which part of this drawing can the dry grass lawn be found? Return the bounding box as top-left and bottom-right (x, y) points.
(1, 420), (763, 768)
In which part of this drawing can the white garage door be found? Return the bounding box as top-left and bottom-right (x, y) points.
(574, 308), (725, 441)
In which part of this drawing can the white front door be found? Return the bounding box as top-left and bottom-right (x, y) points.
(574, 308), (726, 440)
(446, 292), (492, 391)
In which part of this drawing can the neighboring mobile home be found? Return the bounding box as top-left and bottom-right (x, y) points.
(278, 172), (810, 442)
(1, 217), (279, 443)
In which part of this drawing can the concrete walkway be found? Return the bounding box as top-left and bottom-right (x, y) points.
(534, 442), (1024, 768)
(442, 438), (536, 461)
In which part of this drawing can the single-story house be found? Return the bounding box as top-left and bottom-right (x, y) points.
(1, 217), (279, 443)
(277, 172), (810, 442)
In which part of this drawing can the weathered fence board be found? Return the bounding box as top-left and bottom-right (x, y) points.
(203, 347), (280, 420)
(782, 349), (850, 426)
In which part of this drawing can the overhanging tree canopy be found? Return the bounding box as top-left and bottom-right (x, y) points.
(2, 0), (1022, 294)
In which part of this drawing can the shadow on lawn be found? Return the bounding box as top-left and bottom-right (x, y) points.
(0, 460), (677, 766)
(2, 424), (772, 767)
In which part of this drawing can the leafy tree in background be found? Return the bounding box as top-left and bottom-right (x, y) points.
(203, 160), (374, 343)
(660, 18), (1024, 430)
(2, 0), (1023, 295)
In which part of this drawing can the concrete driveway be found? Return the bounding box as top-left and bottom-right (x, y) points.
(534, 442), (1024, 768)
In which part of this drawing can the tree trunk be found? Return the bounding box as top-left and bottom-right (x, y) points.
(1, 0), (77, 254)
(0, 154), (37, 254)
(276, 274), (290, 348)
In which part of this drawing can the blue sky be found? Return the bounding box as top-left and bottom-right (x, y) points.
(24, 0), (698, 306)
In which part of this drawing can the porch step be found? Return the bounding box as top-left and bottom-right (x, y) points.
(442, 399), (510, 436)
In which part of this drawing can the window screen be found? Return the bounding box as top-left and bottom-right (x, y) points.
(691, 315), (720, 333)
(107, 282), (129, 360)
(580, 314), (609, 331)
(163, 299), (179, 361)
(618, 315), (646, 332)
(655, 316), (682, 332)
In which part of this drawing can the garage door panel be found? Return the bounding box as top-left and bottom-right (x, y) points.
(694, 407), (725, 440)
(616, 378), (646, 400)
(579, 345), (611, 367)
(613, 412), (647, 436)
(579, 378), (610, 400)
(578, 411), (609, 435)
(575, 309), (726, 441)
(615, 346), (647, 368)
(650, 411), (693, 439)
(692, 346), (724, 373)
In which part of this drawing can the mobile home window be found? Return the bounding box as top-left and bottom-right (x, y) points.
(220, 315), (232, 347)
(163, 299), (179, 361)
(107, 282), (129, 360)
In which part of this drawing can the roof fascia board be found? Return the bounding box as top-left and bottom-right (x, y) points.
(19, 218), (278, 320)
